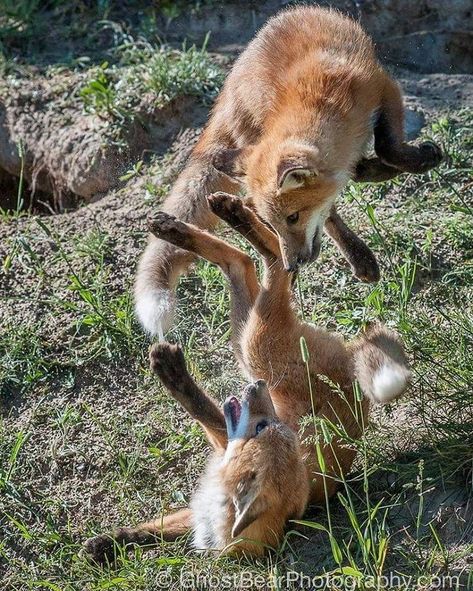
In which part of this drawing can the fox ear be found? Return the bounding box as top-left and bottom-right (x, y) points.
(212, 147), (251, 180)
(277, 161), (318, 193)
(232, 472), (267, 538)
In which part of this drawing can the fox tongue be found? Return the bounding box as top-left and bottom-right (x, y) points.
(228, 396), (241, 431)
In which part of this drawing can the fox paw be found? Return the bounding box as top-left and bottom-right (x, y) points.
(417, 141), (443, 172)
(82, 534), (118, 565)
(149, 342), (188, 386)
(208, 192), (251, 228)
(352, 257), (380, 283)
(147, 212), (194, 251)
(148, 211), (185, 236)
(347, 244), (380, 283)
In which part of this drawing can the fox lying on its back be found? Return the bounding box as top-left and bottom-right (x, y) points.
(85, 193), (410, 561)
(135, 6), (442, 338)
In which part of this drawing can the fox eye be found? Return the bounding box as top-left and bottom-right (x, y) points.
(255, 420), (268, 435)
(286, 211), (299, 225)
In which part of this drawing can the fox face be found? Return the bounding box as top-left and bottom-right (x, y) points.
(212, 142), (349, 271)
(223, 379), (278, 443)
(191, 380), (308, 553)
(252, 177), (338, 272)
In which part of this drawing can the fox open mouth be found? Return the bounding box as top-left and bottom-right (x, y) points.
(224, 396), (242, 433)
(224, 383), (265, 439)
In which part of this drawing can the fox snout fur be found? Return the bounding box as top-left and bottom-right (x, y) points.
(84, 193), (411, 563)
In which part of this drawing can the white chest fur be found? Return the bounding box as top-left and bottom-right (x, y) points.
(190, 454), (230, 550)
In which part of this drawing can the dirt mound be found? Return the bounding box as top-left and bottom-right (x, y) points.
(0, 74), (207, 212)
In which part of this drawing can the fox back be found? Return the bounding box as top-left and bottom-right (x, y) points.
(208, 7), (386, 270)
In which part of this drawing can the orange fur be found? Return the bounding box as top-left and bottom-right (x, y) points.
(135, 6), (441, 336)
(84, 195), (411, 563)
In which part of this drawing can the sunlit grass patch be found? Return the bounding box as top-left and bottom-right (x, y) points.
(0, 86), (472, 590)
(79, 37), (224, 141)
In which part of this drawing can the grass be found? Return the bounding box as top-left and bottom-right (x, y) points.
(1, 217), (145, 398)
(0, 8), (472, 585)
(1, 109), (471, 590)
(79, 36), (223, 125)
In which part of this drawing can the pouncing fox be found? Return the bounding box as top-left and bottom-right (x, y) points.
(135, 5), (442, 339)
(85, 192), (411, 562)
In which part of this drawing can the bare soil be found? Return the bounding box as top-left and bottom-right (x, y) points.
(0, 73), (207, 211)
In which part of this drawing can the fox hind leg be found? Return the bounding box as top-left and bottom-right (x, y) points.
(375, 78), (443, 174)
(83, 508), (193, 565)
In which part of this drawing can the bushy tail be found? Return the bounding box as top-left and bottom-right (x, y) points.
(134, 233), (192, 340)
(352, 324), (411, 404)
(135, 152), (234, 339)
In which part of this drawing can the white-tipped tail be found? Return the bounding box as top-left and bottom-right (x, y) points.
(134, 233), (182, 340)
(371, 362), (411, 404)
(353, 324), (411, 405)
(135, 288), (175, 341)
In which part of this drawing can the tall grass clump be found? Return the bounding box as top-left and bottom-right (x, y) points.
(80, 36), (224, 121)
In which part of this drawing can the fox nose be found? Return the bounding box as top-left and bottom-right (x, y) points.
(244, 380), (267, 397)
(286, 253), (310, 272)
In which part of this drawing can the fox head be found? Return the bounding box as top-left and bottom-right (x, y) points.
(219, 380), (309, 551)
(213, 140), (350, 271)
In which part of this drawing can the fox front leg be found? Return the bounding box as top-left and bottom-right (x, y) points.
(149, 342), (228, 450)
(324, 207), (380, 283)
